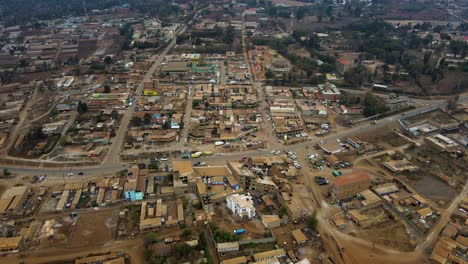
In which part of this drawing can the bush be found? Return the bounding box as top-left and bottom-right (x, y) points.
(306, 215), (318, 231)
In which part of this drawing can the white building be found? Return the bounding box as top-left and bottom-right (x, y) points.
(226, 194), (256, 219)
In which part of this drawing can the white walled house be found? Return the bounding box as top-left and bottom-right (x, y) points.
(226, 194), (256, 219)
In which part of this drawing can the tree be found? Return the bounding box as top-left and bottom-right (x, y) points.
(265, 70), (274, 79)
(181, 228), (192, 238)
(3, 169), (11, 177)
(103, 85), (111, 93)
(77, 101), (88, 114)
(110, 110), (119, 120)
(344, 65), (368, 86)
(59, 135), (70, 146)
(131, 117), (143, 127)
(144, 114), (152, 126)
(363, 92), (388, 117)
(104, 56), (112, 65)
(306, 215), (318, 231)
(173, 243), (192, 256)
(144, 231), (159, 247)
(162, 121), (171, 129)
(223, 26), (235, 45)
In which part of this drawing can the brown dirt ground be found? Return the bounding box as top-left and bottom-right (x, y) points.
(68, 209), (118, 248)
(356, 221), (416, 252)
(355, 123), (407, 149)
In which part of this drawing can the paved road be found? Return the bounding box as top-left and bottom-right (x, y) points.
(103, 27), (182, 166)
(0, 96), (462, 178)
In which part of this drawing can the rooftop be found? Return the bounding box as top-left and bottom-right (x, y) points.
(334, 172), (370, 188)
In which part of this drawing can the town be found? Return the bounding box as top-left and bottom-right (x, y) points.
(0, 0), (467, 263)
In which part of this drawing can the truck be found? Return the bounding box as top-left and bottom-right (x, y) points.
(332, 170), (342, 177)
(233, 229), (246, 235)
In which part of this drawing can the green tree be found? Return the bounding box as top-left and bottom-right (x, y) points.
(110, 110), (119, 120)
(77, 101), (88, 113)
(223, 26), (235, 45)
(181, 228), (192, 238)
(306, 215), (318, 231)
(103, 85), (111, 93)
(363, 92), (389, 117)
(131, 117), (143, 127)
(173, 242), (192, 256)
(144, 231), (159, 247)
(3, 169), (11, 177)
(104, 56), (112, 65)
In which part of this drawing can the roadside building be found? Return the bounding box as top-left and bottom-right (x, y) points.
(385, 95), (409, 110)
(0, 186), (29, 214)
(332, 172), (370, 200)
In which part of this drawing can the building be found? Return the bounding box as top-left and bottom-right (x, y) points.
(261, 215), (281, 229)
(0, 186), (29, 214)
(425, 134), (459, 152)
(0, 236), (22, 253)
(291, 229), (307, 244)
(385, 95), (409, 110)
(253, 249), (286, 262)
(332, 172), (371, 200)
(222, 256), (248, 264)
(317, 82), (340, 102)
(336, 59), (352, 74)
(226, 194), (256, 219)
(216, 241), (239, 252)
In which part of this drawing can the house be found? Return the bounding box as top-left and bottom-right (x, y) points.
(332, 172), (371, 200)
(226, 194), (256, 219)
(261, 215), (281, 229)
(216, 241), (239, 252)
(417, 207), (433, 220)
(291, 229), (307, 244)
(317, 82), (340, 102)
(319, 141), (344, 154)
(0, 236), (22, 253)
(336, 59), (352, 74)
(253, 249), (286, 262)
(222, 256), (248, 264)
(0, 186), (29, 214)
(385, 95), (409, 110)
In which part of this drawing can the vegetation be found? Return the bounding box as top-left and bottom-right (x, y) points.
(2, 169), (11, 177)
(0, 0), (181, 26)
(363, 92), (389, 117)
(210, 224), (239, 243)
(306, 215), (318, 231)
(77, 101), (88, 113)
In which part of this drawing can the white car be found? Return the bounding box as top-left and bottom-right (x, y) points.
(67, 173), (74, 177)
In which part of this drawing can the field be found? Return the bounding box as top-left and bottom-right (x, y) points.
(68, 209), (118, 248)
(356, 221), (415, 252)
(355, 123), (408, 149)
